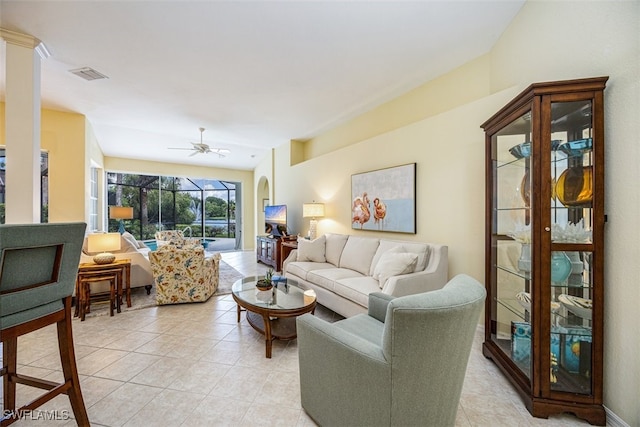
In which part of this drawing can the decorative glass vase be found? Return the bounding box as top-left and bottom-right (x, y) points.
(518, 243), (531, 274)
(550, 251), (572, 283)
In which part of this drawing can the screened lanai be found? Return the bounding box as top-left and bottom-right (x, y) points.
(107, 173), (239, 249)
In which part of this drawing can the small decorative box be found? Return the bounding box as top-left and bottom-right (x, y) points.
(511, 321), (532, 365)
(561, 328), (592, 374)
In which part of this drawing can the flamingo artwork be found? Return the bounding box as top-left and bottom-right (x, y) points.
(373, 197), (387, 229)
(352, 192), (371, 229)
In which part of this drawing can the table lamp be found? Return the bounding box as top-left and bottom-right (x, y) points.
(302, 202), (325, 240)
(87, 232), (121, 264)
(109, 206), (133, 234)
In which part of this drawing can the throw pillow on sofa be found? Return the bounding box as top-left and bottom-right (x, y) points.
(373, 251), (418, 289)
(297, 235), (326, 262)
(122, 231), (146, 250)
(325, 233), (349, 266)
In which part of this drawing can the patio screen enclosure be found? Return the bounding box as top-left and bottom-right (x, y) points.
(107, 173), (237, 244)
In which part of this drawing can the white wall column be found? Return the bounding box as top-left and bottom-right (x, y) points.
(1, 28), (49, 224)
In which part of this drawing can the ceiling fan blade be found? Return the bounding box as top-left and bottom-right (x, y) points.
(210, 148), (231, 157)
(168, 128), (230, 159)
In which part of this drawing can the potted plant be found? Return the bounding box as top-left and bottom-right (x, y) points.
(256, 268), (274, 290)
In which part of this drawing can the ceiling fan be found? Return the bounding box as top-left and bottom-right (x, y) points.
(169, 127), (230, 158)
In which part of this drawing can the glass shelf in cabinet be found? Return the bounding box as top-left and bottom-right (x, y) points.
(494, 207), (531, 212)
(554, 312), (593, 331)
(496, 297), (527, 321)
(550, 281), (593, 290)
(495, 156), (528, 169)
(496, 264), (532, 280)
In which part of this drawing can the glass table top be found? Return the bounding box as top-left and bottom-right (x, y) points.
(231, 276), (316, 311)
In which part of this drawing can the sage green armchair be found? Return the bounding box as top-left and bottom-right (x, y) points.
(296, 274), (486, 427)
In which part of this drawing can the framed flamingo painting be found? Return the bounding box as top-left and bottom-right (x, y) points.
(351, 163), (416, 234)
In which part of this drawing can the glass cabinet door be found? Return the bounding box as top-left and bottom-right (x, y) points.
(548, 99), (594, 395)
(490, 108), (533, 380)
(483, 77), (606, 425)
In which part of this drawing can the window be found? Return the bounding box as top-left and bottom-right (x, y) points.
(89, 167), (99, 231)
(106, 173), (237, 244)
(0, 148), (48, 224)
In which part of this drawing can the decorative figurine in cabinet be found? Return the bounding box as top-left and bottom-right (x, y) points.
(481, 77), (607, 425)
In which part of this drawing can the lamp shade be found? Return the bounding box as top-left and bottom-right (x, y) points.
(87, 233), (121, 253)
(303, 203), (325, 218)
(87, 233), (121, 264)
(109, 206), (134, 220)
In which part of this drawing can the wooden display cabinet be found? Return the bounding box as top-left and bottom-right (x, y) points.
(480, 77), (607, 425)
(256, 235), (279, 270)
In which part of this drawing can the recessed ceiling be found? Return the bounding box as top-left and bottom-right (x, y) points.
(0, 0), (525, 170)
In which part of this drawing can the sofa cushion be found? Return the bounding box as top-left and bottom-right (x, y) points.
(307, 268), (363, 292)
(370, 240), (431, 274)
(297, 235), (326, 262)
(287, 262), (335, 281)
(339, 236), (380, 275)
(122, 231), (145, 250)
(373, 251), (418, 289)
(325, 233), (349, 266)
(334, 276), (381, 308)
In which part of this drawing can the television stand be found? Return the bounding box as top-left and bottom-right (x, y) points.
(256, 235), (298, 272)
(256, 235), (280, 271)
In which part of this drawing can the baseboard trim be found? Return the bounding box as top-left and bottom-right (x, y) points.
(605, 405), (630, 427)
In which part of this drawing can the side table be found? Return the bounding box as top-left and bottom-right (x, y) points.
(279, 239), (298, 272)
(76, 259), (131, 318)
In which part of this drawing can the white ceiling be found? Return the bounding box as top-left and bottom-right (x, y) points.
(0, 0), (524, 170)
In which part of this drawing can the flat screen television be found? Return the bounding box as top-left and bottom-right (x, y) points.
(264, 204), (288, 237)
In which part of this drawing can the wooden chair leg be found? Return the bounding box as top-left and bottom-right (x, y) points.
(85, 281), (91, 314)
(109, 280), (115, 317)
(57, 297), (90, 426)
(74, 278), (81, 318)
(116, 271), (123, 313)
(80, 281), (88, 321)
(2, 336), (18, 414)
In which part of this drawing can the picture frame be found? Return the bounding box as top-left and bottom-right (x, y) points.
(351, 163), (416, 233)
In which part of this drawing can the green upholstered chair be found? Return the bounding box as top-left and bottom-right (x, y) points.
(0, 222), (89, 426)
(296, 274), (486, 427)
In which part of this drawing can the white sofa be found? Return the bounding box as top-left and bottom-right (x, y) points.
(79, 232), (154, 293)
(283, 233), (448, 318)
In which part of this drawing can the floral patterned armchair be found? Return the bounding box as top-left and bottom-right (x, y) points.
(155, 230), (188, 246)
(150, 245), (220, 305)
(155, 230), (203, 248)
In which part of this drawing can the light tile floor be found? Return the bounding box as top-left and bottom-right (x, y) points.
(1, 251), (594, 426)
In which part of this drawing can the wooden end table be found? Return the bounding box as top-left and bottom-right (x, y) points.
(76, 259), (132, 317)
(279, 239), (298, 271)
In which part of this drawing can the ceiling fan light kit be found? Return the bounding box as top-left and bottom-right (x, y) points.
(169, 127), (230, 158)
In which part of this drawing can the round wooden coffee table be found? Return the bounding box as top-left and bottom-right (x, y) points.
(232, 276), (316, 358)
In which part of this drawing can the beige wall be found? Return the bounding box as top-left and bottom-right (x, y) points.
(267, 1), (639, 424)
(0, 106), (89, 224)
(41, 110), (87, 223)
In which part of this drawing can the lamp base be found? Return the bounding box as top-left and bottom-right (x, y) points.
(93, 253), (115, 265)
(118, 221), (126, 234)
(309, 219), (318, 240)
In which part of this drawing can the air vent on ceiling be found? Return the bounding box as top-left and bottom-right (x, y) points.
(69, 67), (108, 81)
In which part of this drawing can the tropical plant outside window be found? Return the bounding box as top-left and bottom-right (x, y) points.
(0, 148), (48, 224)
(106, 173), (236, 242)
